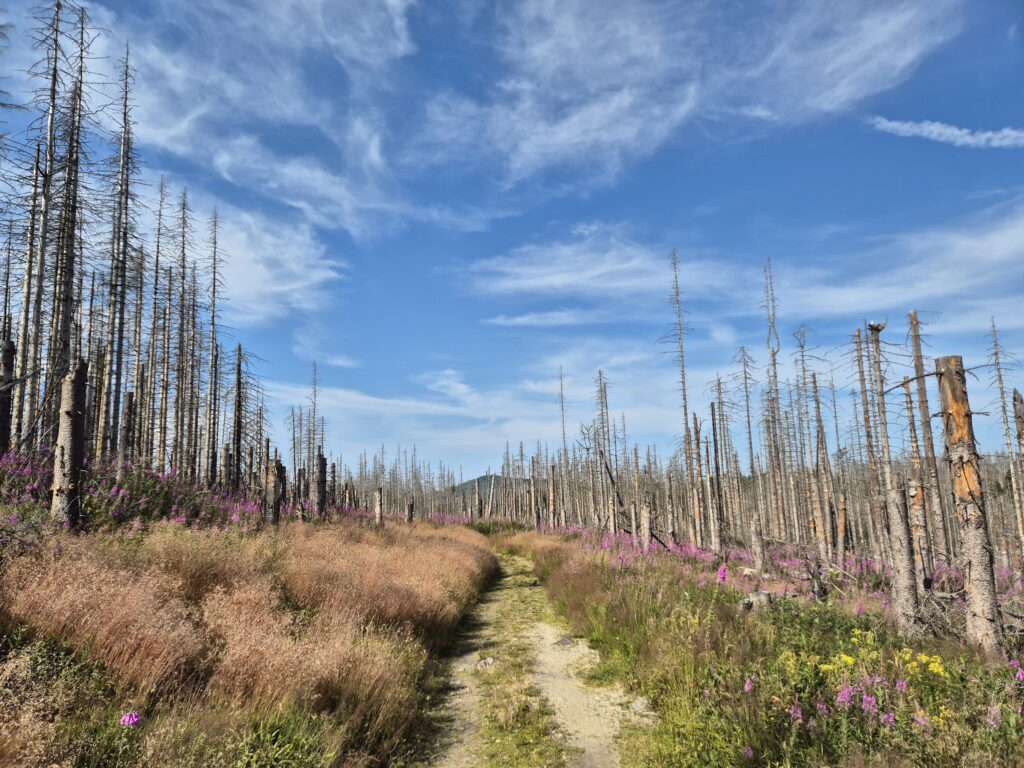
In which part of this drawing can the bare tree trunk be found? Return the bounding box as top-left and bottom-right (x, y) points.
(13, 146), (41, 448)
(313, 447), (327, 519)
(903, 378), (932, 591)
(869, 322), (921, 632)
(710, 401), (725, 548)
(991, 320), (1024, 564)
(1015, 389), (1024, 508)
(374, 486), (384, 527)
(855, 329), (886, 564)
(936, 355), (1003, 655)
(116, 391), (134, 483)
(0, 337), (15, 453)
(51, 359), (87, 531)
(157, 299), (170, 470)
(548, 462), (556, 528)
(25, 8), (63, 449)
(231, 344), (243, 491)
(910, 310), (952, 562)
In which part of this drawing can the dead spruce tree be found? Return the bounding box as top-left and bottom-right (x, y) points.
(51, 359), (87, 530)
(936, 356), (1003, 655)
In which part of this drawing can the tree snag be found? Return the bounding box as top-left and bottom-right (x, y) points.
(51, 359), (88, 531)
(935, 355), (1003, 655)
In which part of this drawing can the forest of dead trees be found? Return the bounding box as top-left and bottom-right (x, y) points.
(1, 3), (1023, 657)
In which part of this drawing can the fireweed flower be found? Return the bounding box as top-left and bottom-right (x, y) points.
(861, 694), (878, 715)
(895, 678), (908, 693)
(836, 685), (855, 708)
(120, 711), (140, 727)
(880, 711), (895, 728)
(744, 677), (754, 693)
(789, 704), (803, 722)
(741, 746), (754, 760)
(987, 705), (1002, 729)
(717, 564), (728, 584)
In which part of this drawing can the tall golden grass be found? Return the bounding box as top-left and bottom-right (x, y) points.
(0, 518), (498, 763)
(2, 544), (213, 693)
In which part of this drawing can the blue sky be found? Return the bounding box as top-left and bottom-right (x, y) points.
(2, 0), (1024, 476)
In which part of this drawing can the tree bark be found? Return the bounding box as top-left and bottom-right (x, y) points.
(936, 355), (1003, 655)
(910, 310), (952, 562)
(0, 337), (15, 453)
(51, 359), (88, 531)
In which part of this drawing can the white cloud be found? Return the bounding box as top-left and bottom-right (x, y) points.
(213, 206), (345, 326)
(414, 0), (962, 184)
(291, 324), (361, 369)
(484, 309), (611, 327)
(774, 200), (1024, 322)
(868, 116), (1024, 148)
(470, 222), (735, 300)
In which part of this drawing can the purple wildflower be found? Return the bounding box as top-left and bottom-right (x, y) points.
(1016, 668), (1024, 682)
(816, 700), (830, 717)
(789, 704), (803, 722)
(987, 705), (1002, 729)
(895, 678), (908, 693)
(741, 746), (754, 760)
(880, 711), (895, 728)
(861, 694), (878, 715)
(836, 685), (855, 708)
(717, 564), (728, 585)
(744, 677), (754, 693)
(120, 711), (140, 728)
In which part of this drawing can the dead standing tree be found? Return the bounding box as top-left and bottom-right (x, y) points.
(51, 359), (87, 531)
(868, 321), (921, 635)
(935, 356), (1003, 655)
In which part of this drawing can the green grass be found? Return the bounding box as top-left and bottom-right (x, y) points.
(475, 555), (576, 768)
(498, 532), (1024, 768)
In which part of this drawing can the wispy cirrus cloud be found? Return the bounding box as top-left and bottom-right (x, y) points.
(484, 309), (611, 327)
(413, 0), (963, 185)
(868, 116), (1024, 148)
(470, 222), (736, 299)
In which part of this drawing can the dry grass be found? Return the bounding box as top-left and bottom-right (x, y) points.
(279, 524), (498, 650)
(2, 542), (213, 693)
(0, 518), (499, 766)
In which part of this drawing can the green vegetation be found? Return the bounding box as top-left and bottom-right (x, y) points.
(500, 531), (1024, 767)
(475, 555), (574, 768)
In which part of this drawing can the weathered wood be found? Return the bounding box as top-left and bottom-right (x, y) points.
(0, 337), (15, 453)
(855, 328), (886, 563)
(868, 322), (921, 633)
(910, 310), (952, 562)
(313, 447), (327, 520)
(51, 359), (87, 531)
(116, 391), (134, 483)
(374, 486), (384, 527)
(935, 355), (1003, 655)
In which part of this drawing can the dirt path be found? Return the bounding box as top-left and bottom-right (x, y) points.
(430, 568), (504, 768)
(429, 554), (650, 768)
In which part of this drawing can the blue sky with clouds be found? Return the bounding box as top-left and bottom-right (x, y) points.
(2, 0), (1024, 475)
